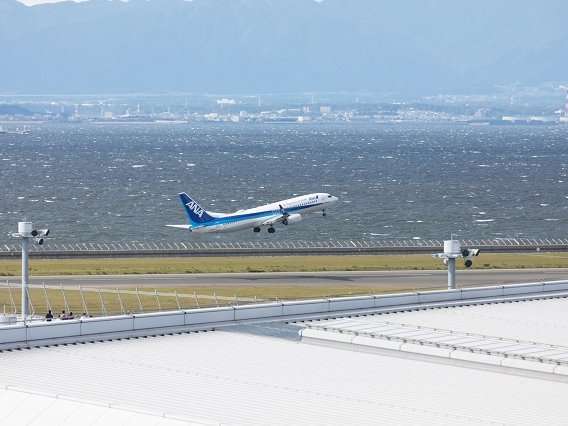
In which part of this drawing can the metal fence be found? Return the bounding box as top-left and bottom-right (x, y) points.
(0, 281), (264, 322)
(1, 238), (567, 257)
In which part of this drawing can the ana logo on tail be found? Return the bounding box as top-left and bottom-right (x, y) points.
(186, 200), (205, 218)
(179, 192), (214, 224)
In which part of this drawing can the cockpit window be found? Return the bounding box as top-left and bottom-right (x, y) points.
(328, 195), (332, 198)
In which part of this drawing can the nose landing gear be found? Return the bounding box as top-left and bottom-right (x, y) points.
(253, 227), (261, 233)
(322, 209), (327, 217)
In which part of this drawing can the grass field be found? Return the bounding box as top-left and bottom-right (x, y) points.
(0, 284), (397, 318)
(1, 252), (567, 317)
(0, 286), (197, 317)
(1, 252), (568, 276)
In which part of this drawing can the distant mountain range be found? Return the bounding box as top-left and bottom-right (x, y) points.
(1, 0), (567, 95)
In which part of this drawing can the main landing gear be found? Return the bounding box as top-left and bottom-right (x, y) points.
(253, 227), (275, 234)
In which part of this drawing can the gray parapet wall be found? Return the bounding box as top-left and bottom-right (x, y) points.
(1, 280), (568, 351)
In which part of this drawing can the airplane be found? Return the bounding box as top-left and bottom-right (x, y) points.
(167, 192), (338, 234)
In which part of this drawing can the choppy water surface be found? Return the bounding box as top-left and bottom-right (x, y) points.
(1, 123), (568, 243)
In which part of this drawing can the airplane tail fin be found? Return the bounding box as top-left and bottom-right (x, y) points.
(179, 192), (214, 225)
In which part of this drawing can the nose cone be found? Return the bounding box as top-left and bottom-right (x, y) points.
(329, 195), (339, 203)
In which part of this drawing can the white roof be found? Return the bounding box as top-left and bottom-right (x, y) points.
(0, 386), (193, 426)
(366, 296), (568, 346)
(303, 297), (568, 368)
(1, 327), (567, 425)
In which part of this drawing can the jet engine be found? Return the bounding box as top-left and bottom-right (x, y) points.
(283, 213), (302, 225)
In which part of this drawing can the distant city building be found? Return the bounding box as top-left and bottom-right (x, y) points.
(561, 85), (568, 118)
(319, 105), (332, 114)
(529, 116), (553, 123)
(473, 108), (489, 119)
(217, 98), (236, 107)
(204, 113), (219, 121)
(501, 116), (518, 122)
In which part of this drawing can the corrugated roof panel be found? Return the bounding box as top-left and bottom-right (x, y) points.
(0, 387), (194, 426)
(378, 297), (568, 346)
(1, 330), (567, 425)
(308, 298), (568, 369)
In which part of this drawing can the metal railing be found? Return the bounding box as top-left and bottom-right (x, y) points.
(0, 281), (265, 322)
(0, 238), (567, 257)
(304, 319), (568, 366)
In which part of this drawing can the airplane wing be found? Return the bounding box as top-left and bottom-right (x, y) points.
(165, 224), (191, 230)
(261, 214), (286, 226)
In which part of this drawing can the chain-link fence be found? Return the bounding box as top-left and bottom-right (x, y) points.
(1, 238), (567, 256)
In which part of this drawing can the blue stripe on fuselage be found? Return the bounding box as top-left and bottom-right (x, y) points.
(191, 202), (325, 229)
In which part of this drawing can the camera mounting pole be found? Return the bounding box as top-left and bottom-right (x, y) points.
(11, 221), (50, 322)
(432, 240), (461, 289)
(432, 239), (481, 290)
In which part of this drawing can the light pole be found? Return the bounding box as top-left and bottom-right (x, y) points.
(11, 221), (49, 322)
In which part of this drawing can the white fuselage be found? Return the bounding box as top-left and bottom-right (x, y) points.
(191, 193), (337, 234)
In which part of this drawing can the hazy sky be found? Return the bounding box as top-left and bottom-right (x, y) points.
(19, 0), (87, 5)
(6, 0), (567, 95)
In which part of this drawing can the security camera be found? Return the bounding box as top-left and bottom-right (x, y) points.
(461, 248), (480, 257)
(35, 237), (44, 245)
(31, 229), (39, 237)
(38, 229), (50, 237)
(443, 258), (449, 266)
(461, 248), (480, 268)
